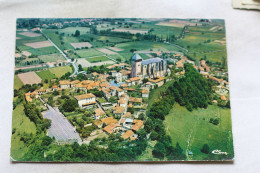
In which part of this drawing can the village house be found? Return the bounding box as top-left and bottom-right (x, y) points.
(59, 80), (71, 89)
(121, 130), (135, 140)
(141, 89), (149, 98)
(101, 117), (118, 126)
(74, 93), (96, 108)
(112, 106), (126, 118)
(94, 108), (106, 120)
(93, 119), (103, 128)
(132, 120), (144, 132)
(148, 76), (165, 87)
(129, 77), (141, 85)
(116, 87), (125, 97)
(129, 97), (142, 107)
(103, 123), (121, 134)
(70, 80), (80, 88)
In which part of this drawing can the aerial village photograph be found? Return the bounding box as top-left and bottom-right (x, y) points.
(11, 18), (234, 162)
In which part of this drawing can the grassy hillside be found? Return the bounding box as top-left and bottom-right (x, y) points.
(11, 104), (36, 160)
(164, 103), (234, 161)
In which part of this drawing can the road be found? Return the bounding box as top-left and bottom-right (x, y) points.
(39, 29), (78, 77)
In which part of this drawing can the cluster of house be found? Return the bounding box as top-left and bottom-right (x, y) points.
(93, 113), (144, 141)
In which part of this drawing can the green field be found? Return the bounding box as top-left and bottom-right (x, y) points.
(14, 75), (24, 90)
(11, 104), (36, 160)
(36, 70), (57, 80)
(49, 66), (72, 78)
(76, 48), (104, 58)
(15, 34), (59, 56)
(115, 41), (184, 54)
(164, 103), (234, 161)
(107, 54), (125, 62)
(86, 56), (110, 63)
(38, 53), (65, 62)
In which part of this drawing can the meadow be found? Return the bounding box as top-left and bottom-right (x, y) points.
(36, 70), (57, 80)
(49, 66), (72, 78)
(86, 56), (110, 63)
(164, 103), (234, 160)
(76, 48), (104, 58)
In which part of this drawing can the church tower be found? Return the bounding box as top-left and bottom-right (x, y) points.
(131, 54), (142, 78)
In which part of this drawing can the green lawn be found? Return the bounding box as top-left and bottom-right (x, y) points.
(38, 53), (65, 62)
(14, 75), (23, 90)
(49, 66), (72, 78)
(164, 103), (234, 161)
(11, 104), (36, 160)
(86, 56), (110, 63)
(36, 70), (57, 81)
(76, 48), (104, 58)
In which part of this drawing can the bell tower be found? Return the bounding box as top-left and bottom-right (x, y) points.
(131, 54), (142, 78)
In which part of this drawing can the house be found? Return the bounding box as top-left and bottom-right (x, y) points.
(129, 77), (141, 85)
(121, 130), (135, 140)
(103, 123), (121, 134)
(148, 77), (165, 87)
(52, 85), (59, 91)
(25, 93), (32, 102)
(116, 87), (124, 97)
(132, 120), (144, 132)
(74, 93), (96, 108)
(118, 99), (128, 108)
(220, 95), (227, 101)
(35, 88), (46, 95)
(110, 86), (118, 96)
(93, 120), (103, 128)
(129, 97), (142, 107)
(70, 80), (80, 88)
(125, 80), (132, 86)
(141, 89), (149, 98)
(101, 117), (118, 126)
(59, 80), (71, 89)
(94, 108), (106, 120)
(112, 106), (125, 118)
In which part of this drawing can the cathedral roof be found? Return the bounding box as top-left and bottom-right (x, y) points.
(132, 54), (142, 61)
(142, 57), (164, 65)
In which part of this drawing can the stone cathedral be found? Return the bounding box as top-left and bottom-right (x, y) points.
(130, 54), (167, 79)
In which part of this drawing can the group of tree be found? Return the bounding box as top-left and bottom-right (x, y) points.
(59, 97), (78, 112)
(149, 95), (175, 120)
(152, 136), (186, 160)
(22, 132), (148, 162)
(23, 103), (51, 133)
(169, 63), (214, 111)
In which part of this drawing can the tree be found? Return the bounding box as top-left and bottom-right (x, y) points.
(74, 30), (80, 37)
(150, 130), (158, 140)
(62, 99), (78, 112)
(152, 142), (166, 160)
(201, 144), (210, 154)
(138, 113), (145, 120)
(137, 129), (147, 141)
(127, 107), (134, 114)
(78, 64), (83, 71)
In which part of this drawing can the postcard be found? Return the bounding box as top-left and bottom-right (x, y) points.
(11, 18), (234, 162)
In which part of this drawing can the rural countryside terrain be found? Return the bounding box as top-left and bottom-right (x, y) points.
(12, 18), (233, 162)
